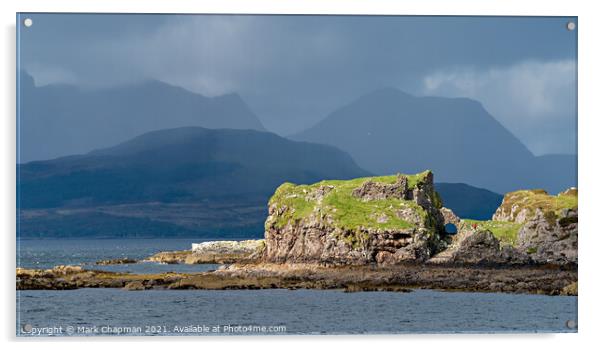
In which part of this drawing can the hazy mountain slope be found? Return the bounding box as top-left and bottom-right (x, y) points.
(531, 154), (578, 191)
(436, 183), (503, 220)
(18, 71), (265, 162)
(292, 87), (576, 194)
(17, 127), (369, 237)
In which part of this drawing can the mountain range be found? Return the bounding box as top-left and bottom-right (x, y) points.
(18, 127), (368, 237)
(18, 71), (265, 163)
(18, 126), (505, 237)
(292, 88), (576, 194)
(17, 75), (576, 237)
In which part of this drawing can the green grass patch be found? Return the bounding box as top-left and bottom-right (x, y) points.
(267, 171), (435, 232)
(463, 219), (522, 246)
(499, 188), (578, 221)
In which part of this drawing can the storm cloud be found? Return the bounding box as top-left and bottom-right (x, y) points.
(19, 14), (577, 154)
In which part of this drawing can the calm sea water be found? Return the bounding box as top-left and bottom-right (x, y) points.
(16, 239), (578, 336)
(17, 238), (223, 273)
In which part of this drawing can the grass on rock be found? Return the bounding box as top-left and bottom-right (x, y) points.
(462, 219), (522, 246)
(268, 171), (433, 232)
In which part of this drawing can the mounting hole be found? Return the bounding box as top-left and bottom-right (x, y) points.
(23, 18), (33, 27)
(566, 21), (576, 31)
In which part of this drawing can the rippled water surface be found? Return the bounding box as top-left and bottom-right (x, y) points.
(17, 238), (225, 273)
(16, 239), (578, 336)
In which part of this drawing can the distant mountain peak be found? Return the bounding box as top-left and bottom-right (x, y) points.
(292, 89), (574, 194)
(359, 86), (413, 101)
(19, 74), (266, 162)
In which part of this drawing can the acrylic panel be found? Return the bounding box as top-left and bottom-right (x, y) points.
(16, 13), (578, 336)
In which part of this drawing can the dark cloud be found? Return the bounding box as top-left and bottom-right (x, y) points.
(19, 14), (577, 154)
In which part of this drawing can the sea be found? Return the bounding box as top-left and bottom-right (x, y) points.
(16, 238), (578, 336)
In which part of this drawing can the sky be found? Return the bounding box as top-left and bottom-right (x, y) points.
(18, 14), (577, 155)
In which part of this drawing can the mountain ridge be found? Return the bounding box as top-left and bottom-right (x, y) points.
(292, 87), (576, 194)
(19, 71), (266, 163)
(17, 127), (370, 237)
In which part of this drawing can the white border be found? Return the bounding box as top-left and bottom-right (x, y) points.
(2, 0), (601, 349)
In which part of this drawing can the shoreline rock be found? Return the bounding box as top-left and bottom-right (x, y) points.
(95, 258), (137, 265)
(16, 263), (577, 296)
(144, 240), (265, 264)
(144, 250), (191, 264)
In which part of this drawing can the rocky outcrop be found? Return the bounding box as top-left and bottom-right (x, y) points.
(516, 208), (578, 264)
(16, 266), (183, 290)
(190, 240), (265, 263)
(429, 221), (530, 266)
(145, 250), (191, 264)
(493, 188), (578, 265)
(263, 171), (446, 265)
(430, 187), (578, 266)
(440, 230), (529, 265)
(95, 258), (137, 265)
(145, 240), (265, 265)
(561, 281), (578, 296)
(493, 188), (577, 223)
(440, 207), (461, 227)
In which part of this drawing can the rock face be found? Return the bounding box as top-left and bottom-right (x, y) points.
(188, 240), (265, 264)
(428, 220), (530, 266)
(263, 171), (447, 265)
(351, 174), (409, 201)
(444, 230), (529, 265)
(431, 188), (578, 266)
(191, 240), (264, 256)
(493, 188), (578, 265)
(145, 250), (191, 264)
(440, 207), (461, 227)
(516, 208), (578, 264)
(263, 172), (578, 267)
(492, 188), (577, 223)
(145, 240), (265, 264)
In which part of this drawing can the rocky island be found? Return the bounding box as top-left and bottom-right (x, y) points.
(145, 240), (265, 264)
(16, 171), (578, 296)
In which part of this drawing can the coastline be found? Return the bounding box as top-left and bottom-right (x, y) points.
(16, 262), (577, 296)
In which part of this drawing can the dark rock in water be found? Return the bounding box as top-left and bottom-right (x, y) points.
(95, 258), (137, 265)
(123, 281), (147, 291)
